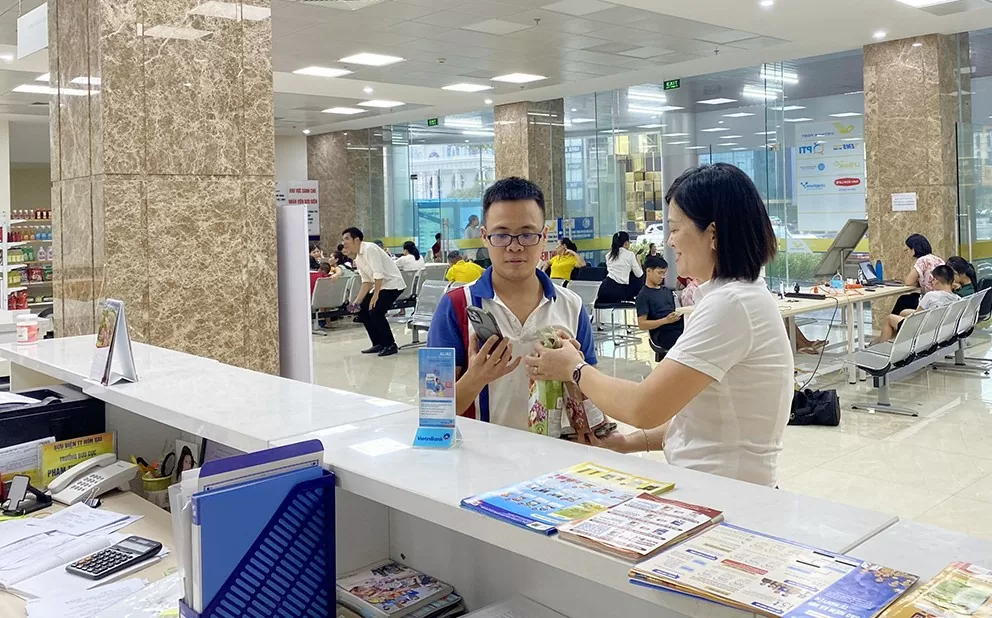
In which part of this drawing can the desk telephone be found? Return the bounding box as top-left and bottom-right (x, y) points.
(48, 453), (138, 506)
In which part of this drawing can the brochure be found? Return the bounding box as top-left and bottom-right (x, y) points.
(557, 493), (723, 561)
(460, 462), (675, 535)
(630, 523), (917, 618)
(880, 562), (992, 617)
(414, 348), (457, 449)
(336, 560), (454, 618)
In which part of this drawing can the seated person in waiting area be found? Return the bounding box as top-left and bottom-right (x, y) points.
(445, 250), (485, 283)
(427, 177), (596, 431)
(309, 262), (332, 295)
(544, 238), (587, 281)
(878, 265), (959, 343)
(636, 255), (684, 353)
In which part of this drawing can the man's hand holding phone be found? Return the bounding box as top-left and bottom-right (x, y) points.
(466, 334), (520, 386)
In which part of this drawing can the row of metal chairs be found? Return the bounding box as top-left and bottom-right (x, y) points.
(310, 264), (450, 335)
(848, 288), (991, 417)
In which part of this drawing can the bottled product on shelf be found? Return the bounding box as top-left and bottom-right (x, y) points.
(11, 209), (51, 220)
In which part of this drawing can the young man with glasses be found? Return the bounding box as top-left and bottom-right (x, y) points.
(427, 177), (597, 431)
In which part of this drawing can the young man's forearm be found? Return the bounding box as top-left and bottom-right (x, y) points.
(454, 371), (485, 416)
(354, 283), (372, 303)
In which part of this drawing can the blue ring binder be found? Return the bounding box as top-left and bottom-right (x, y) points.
(180, 471), (336, 618)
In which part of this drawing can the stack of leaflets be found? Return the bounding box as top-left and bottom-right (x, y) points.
(460, 462), (675, 535)
(557, 493), (723, 561)
(880, 562), (992, 617)
(336, 560), (464, 618)
(630, 523), (918, 618)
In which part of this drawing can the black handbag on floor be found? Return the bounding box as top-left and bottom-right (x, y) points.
(789, 389), (841, 426)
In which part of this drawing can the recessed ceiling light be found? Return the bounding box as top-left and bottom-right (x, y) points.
(35, 73), (49, 82)
(759, 68), (799, 84)
(322, 107), (366, 115)
(0, 53), (13, 62)
(700, 127), (729, 132)
(843, 138), (864, 141)
(755, 131), (776, 135)
(462, 130), (494, 136)
(912, 42), (923, 47)
(363, 86), (374, 94)
(358, 100), (405, 108)
(685, 146), (708, 150)
(627, 92), (668, 102)
(664, 133), (690, 137)
(894, 0), (954, 6)
(188, 1), (270, 20)
(600, 129), (627, 133)
(491, 73), (547, 83)
(829, 112), (862, 117)
(697, 98), (738, 105)
(293, 66), (352, 78)
(637, 124), (666, 129)
(571, 108), (577, 112)
(484, 98), (493, 105)
(442, 83), (492, 92)
(723, 112), (755, 118)
(629, 105), (684, 113)
(783, 117), (813, 122)
(742, 85), (782, 99)
(770, 105), (806, 111)
(760, 0), (774, 6)
(732, 147), (748, 151)
(719, 135), (743, 139)
(873, 31), (887, 40)
(667, 141), (690, 145)
(70, 76), (101, 86)
(570, 118), (596, 124)
(14, 84), (91, 96)
(721, 143), (740, 146)
(340, 53), (405, 66)
(302, 129), (311, 135)
(465, 140), (470, 143)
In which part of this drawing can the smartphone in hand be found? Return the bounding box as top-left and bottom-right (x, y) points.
(467, 306), (503, 345)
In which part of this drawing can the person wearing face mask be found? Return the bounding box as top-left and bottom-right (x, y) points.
(525, 163), (793, 488)
(426, 177), (597, 430)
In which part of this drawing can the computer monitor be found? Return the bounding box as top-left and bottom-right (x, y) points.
(858, 261), (879, 286)
(812, 219), (869, 280)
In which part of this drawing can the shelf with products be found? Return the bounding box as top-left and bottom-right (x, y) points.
(3, 264), (26, 271)
(25, 281), (53, 287)
(10, 219), (51, 225)
(28, 302), (53, 308)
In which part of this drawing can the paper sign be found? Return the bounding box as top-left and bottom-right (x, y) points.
(0, 436), (53, 487)
(891, 192), (918, 212)
(88, 299), (138, 386)
(413, 348), (458, 449)
(39, 432), (115, 488)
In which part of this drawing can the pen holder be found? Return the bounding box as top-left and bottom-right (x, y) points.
(179, 471), (336, 618)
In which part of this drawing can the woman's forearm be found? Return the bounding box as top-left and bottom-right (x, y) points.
(579, 367), (670, 428)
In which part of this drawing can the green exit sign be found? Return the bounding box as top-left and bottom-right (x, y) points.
(427, 118), (439, 127)
(664, 79), (681, 91)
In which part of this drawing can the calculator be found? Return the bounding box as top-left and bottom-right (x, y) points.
(65, 535), (163, 580)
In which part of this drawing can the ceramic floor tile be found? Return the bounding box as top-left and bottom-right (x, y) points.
(956, 472), (992, 505)
(882, 418), (992, 460)
(782, 425), (877, 461)
(915, 496), (992, 541)
(780, 468), (952, 519)
(822, 441), (992, 494)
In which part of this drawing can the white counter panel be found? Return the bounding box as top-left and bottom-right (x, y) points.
(0, 336), (412, 452)
(850, 520), (992, 581)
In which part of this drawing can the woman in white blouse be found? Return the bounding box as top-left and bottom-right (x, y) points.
(394, 241), (426, 272)
(597, 231), (644, 304)
(526, 164), (794, 488)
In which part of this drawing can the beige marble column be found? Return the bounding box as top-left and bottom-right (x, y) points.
(494, 99), (566, 219)
(864, 33), (967, 320)
(49, 0), (279, 374)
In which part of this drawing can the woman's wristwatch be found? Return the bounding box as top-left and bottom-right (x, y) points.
(572, 362), (589, 385)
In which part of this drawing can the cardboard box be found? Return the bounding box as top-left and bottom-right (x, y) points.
(644, 199), (657, 211)
(625, 171), (645, 182)
(645, 171), (662, 182)
(626, 182), (636, 194)
(645, 211), (659, 221)
(634, 180), (654, 192)
(626, 191), (645, 203)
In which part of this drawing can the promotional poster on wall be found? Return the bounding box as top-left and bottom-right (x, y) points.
(793, 121), (866, 233)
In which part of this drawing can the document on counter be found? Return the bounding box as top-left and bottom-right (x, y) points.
(13, 544), (169, 600)
(0, 534), (114, 589)
(27, 503), (129, 536)
(0, 520), (54, 550)
(25, 578), (147, 618)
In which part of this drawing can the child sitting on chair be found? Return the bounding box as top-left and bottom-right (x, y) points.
(877, 264), (959, 343)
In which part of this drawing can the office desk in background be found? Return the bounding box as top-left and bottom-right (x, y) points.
(0, 492), (175, 617)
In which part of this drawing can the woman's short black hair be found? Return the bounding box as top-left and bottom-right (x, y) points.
(665, 163), (776, 281)
(905, 234), (933, 259)
(560, 238), (578, 252)
(482, 177), (545, 223)
(403, 241), (421, 261)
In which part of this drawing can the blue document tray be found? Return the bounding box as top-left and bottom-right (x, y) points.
(180, 471), (336, 618)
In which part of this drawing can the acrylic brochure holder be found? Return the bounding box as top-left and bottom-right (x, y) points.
(178, 471), (336, 618)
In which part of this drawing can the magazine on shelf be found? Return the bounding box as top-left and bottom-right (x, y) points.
(630, 523), (918, 618)
(880, 562), (992, 617)
(460, 462), (675, 535)
(557, 493), (723, 561)
(336, 560), (454, 618)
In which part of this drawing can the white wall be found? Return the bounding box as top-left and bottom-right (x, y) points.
(275, 135), (308, 181)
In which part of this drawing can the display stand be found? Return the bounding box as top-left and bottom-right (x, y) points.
(812, 218), (869, 281)
(179, 472), (336, 618)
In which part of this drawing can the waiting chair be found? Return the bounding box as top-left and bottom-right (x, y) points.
(962, 278), (992, 353)
(419, 264), (449, 294)
(848, 310), (929, 417)
(934, 289), (992, 375)
(394, 271), (420, 308)
(310, 277), (350, 335)
(594, 297), (642, 347)
(564, 280), (604, 339)
(403, 280), (449, 349)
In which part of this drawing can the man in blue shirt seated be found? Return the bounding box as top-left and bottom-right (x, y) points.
(636, 255), (684, 354)
(427, 177), (597, 431)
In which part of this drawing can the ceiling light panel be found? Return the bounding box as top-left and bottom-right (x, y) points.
(758, 67), (799, 84)
(442, 83), (493, 92)
(293, 66), (353, 78)
(742, 85), (782, 99)
(541, 0), (615, 16)
(783, 117), (813, 122)
(637, 124), (666, 129)
(829, 112), (862, 117)
(570, 118), (596, 124)
(359, 100), (405, 108)
(667, 141), (690, 145)
(719, 135), (744, 139)
(35, 73), (49, 82)
(770, 105), (806, 112)
(628, 105), (684, 113)
(188, 1), (270, 21)
(664, 133), (690, 137)
(893, 0), (956, 5)
(700, 127), (730, 132)
(723, 112), (755, 118)
(322, 107), (366, 115)
(697, 98), (738, 105)
(491, 73), (547, 83)
(340, 53), (405, 66)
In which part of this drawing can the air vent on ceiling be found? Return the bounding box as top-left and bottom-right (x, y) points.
(909, 0), (992, 16)
(291, 0), (386, 10)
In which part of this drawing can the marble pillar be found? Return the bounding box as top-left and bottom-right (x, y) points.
(864, 34), (967, 321)
(49, 0), (279, 374)
(494, 99), (566, 219)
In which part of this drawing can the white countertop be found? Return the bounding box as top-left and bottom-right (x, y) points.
(276, 412), (898, 617)
(0, 336), (413, 452)
(850, 520), (992, 581)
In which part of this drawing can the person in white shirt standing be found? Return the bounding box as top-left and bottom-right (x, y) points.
(526, 163), (794, 488)
(341, 227), (407, 357)
(597, 231), (644, 304)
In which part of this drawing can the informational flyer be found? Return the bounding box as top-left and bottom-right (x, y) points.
(413, 348), (457, 449)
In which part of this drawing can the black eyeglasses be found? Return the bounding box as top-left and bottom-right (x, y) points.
(486, 233), (543, 248)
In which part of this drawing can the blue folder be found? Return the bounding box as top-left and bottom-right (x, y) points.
(191, 465), (324, 611)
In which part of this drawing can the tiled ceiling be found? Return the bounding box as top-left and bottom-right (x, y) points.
(274, 92), (429, 132)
